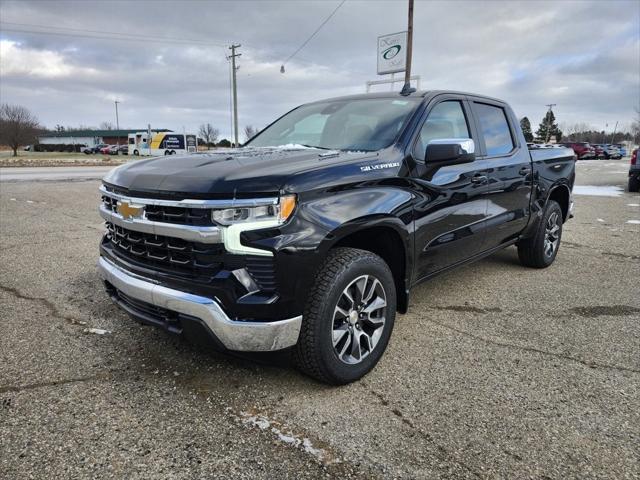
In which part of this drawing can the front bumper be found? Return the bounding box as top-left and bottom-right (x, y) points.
(99, 256), (302, 351)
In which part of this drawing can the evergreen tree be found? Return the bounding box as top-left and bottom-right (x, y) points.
(536, 110), (563, 143)
(520, 117), (534, 142)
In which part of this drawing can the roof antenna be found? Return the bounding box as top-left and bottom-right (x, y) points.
(400, 0), (416, 96)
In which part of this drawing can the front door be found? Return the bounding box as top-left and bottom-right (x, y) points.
(410, 97), (490, 281)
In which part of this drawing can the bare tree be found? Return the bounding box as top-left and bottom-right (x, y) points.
(0, 104), (40, 156)
(244, 125), (258, 141)
(198, 123), (220, 147)
(99, 121), (115, 130)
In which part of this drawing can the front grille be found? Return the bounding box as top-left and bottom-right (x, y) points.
(101, 195), (213, 226)
(104, 223), (277, 292)
(105, 221), (225, 277)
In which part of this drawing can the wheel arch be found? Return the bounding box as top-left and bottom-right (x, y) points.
(322, 218), (411, 314)
(547, 183), (571, 221)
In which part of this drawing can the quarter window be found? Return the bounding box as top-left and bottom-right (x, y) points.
(474, 103), (514, 156)
(414, 101), (470, 161)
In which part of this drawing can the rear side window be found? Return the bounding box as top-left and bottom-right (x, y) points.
(474, 103), (514, 156)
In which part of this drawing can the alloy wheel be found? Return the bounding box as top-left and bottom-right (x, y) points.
(544, 211), (561, 258)
(331, 275), (387, 364)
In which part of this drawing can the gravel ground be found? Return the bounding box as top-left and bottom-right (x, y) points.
(0, 158), (638, 479)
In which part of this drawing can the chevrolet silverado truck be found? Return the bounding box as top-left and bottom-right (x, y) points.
(98, 91), (575, 384)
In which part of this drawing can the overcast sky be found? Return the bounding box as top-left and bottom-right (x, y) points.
(1, 0), (638, 140)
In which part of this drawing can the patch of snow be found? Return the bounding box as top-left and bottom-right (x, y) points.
(573, 185), (623, 197)
(627, 203), (640, 207)
(26, 200), (34, 204)
(10, 198), (16, 201)
(238, 411), (334, 464)
(626, 220), (640, 225)
(83, 327), (110, 335)
(597, 218), (605, 222)
(261, 144), (317, 150)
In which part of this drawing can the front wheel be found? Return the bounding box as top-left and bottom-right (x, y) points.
(293, 248), (396, 385)
(517, 200), (563, 268)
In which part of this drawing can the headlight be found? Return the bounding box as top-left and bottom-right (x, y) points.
(211, 195), (296, 226)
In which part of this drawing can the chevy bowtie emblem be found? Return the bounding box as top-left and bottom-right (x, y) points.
(117, 201), (144, 220)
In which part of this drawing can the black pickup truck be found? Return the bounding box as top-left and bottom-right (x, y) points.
(99, 91), (575, 384)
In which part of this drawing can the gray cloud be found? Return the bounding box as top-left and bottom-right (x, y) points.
(1, 0), (638, 139)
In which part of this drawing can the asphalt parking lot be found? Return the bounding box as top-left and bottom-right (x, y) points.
(1, 159), (638, 479)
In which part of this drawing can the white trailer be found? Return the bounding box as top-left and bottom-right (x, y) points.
(128, 131), (197, 156)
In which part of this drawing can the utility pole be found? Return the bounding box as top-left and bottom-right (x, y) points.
(114, 100), (120, 146)
(401, 0), (414, 95)
(228, 44), (241, 147)
(610, 121), (618, 144)
(544, 103), (556, 143)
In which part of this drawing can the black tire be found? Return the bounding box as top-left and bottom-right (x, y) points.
(164, 150), (170, 155)
(629, 175), (640, 193)
(133, 150), (139, 156)
(293, 247), (396, 385)
(517, 200), (563, 268)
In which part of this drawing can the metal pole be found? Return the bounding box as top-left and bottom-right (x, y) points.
(114, 100), (120, 146)
(610, 121), (618, 144)
(229, 44), (241, 147)
(401, 0), (414, 94)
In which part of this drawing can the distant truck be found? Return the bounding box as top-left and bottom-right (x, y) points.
(128, 131), (197, 156)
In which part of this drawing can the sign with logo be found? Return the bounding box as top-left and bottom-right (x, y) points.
(377, 31), (407, 75)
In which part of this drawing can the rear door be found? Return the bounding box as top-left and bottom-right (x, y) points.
(468, 99), (533, 248)
(410, 95), (491, 280)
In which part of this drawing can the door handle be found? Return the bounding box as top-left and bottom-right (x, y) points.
(519, 167), (532, 176)
(470, 173), (488, 185)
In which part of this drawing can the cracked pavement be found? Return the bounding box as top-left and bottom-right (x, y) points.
(1, 159), (639, 479)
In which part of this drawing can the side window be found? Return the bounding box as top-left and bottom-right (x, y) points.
(414, 101), (470, 161)
(474, 103), (514, 156)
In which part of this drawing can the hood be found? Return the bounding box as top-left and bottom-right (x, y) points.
(103, 146), (378, 198)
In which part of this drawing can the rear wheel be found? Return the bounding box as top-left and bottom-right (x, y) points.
(629, 175), (640, 193)
(293, 248), (396, 385)
(517, 200), (563, 268)
(133, 150), (139, 156)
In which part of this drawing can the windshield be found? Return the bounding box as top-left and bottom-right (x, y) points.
(248, 97), (421, 152)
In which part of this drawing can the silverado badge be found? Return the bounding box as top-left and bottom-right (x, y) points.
(117, 201), (144, 220)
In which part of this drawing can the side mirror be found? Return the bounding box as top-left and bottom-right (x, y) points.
(425, 139), (475, 165)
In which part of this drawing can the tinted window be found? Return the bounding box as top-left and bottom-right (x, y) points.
(248, 98), (420, 151)
(414, 101), (470, 161)
(474, 103), (514, 156)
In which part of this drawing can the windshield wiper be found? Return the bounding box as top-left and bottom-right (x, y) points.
(299, 144), (334, 150)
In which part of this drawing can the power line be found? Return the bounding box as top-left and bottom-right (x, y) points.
(280, 0), (346, 72)
(0, 22), (226, 47)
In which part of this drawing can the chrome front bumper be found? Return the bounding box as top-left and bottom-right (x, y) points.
(98, 257), (302, 351)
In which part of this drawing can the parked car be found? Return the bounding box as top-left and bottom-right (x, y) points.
(117, 145), (128, 155)
(106, 145), (122, 155)
(83, 143), (109, 155)
(602, 144), (622, 159)
(98, 90), (576, 384)
(591, 144), (606, 159)
(629, 148), (639, 192)
(561, 142), (595, 159)
(100, 145), (115, 155)
(614, 144), (627, 157)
